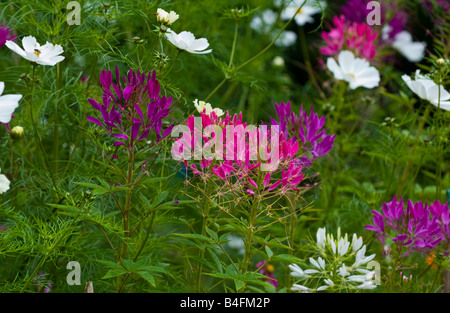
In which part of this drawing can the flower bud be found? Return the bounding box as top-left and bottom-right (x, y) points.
(436, 58), (445, 66)
(156, 8), (179, 26)
(10, 126), (24, 139)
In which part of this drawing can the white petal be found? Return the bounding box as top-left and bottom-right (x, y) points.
(0, 96), (22, 124)
(326, 57), (344, 80)
(22, 35), (38, 53)
(338, 50), (356, 75)
(5, 40), (27, 58)
(0, 82), (4, 96)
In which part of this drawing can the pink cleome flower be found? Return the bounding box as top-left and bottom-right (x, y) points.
(319, 15), (378, 61)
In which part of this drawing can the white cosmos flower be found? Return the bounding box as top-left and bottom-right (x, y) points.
(281, 0), (326, 26)
(165, 29), (212, 54)
(6, 36), (64, 66)
(382, 26), (425, 63)
(402, 70), (450, 110)
(250, 9), (297, 47)
(0, 82), (22, 124)
(327, 50), (380, 89)
(156, 8), (179, 25)
(194, 99), (224, 117)
(250, 9), (277, 33)
(0, 169), (10, 194)
(392, 31), (426, 63)
(274, 30), (297, 47)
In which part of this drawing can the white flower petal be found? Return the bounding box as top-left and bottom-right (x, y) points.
(22, 35), (38, 52)
(5, 40), (27, 58)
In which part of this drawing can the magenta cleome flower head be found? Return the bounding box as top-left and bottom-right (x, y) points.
(271, 101), (335, 167)
(172, 105), (306, 194)
(320, 15), (378, 60)
(366, 196), (450, 254)
(0, 24), (16, 47)
(87, 66), (173, 149)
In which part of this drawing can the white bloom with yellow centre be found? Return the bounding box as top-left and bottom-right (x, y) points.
(156, 8), (179, 25)
(0, 82), (22, 124)
(165, 29), (212, 54)
(5, 36), (64, 66)
(0, 169), (10, 194)
(280, 0), (326, 26)
(327, 50), (380, 89)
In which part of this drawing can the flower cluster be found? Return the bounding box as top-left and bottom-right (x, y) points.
(270, 101), (335, 166)
(320, 15), (378, 61)
(0, 24), (16, 47)
(289, 227), (377, 292)
(87, 67), (174, 149)
(365, 196), (450, 254)
(172, 104), (306, 194)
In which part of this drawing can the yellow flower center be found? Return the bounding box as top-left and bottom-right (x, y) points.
(349, 73), (355, 78)
(33, 49), (41, 58)
(296, 8), (303, 14)
(265, 264), (275, 273)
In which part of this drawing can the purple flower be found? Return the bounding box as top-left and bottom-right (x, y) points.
(271, 101), (335, 166)
(366, 196), (450, 254)
(256, 260), (277, 289)
(341, 0), (407, 40)
(33, 272), (52, 293)
(0, 24), (16, 47)
(87, 67), (173, 148)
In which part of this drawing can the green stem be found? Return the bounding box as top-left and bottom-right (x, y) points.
(228, 19), (239, 68)
(161, 50), (181, 80)
(54, 62), (62, 176)
(116, 146), (135, 292)
(435, 73), (443, 200)
(28, 64), (57, 188)
(204, 78), (227, 103)
(397, 105), (430, 195)
(145, 34), (160, 72)
(387, 243), (403, 292)
(196, 184), (213, 292)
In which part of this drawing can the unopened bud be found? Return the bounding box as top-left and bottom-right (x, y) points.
(437, 58), (445, 66)
(10, 126), (24, 139)
(272, 56), (285, 68)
